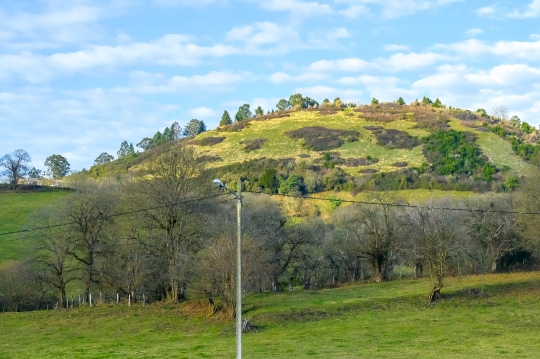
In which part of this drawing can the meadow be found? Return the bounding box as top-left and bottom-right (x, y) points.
(0, 188), (70, 263)
(1, 272), (540, 358)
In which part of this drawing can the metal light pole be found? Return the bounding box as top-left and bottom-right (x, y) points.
(213, 178), (242, 359)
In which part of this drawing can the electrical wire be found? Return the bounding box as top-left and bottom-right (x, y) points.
(0, 193), (229, 238)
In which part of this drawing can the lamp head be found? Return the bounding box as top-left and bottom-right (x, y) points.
(213, 178), (224, 187)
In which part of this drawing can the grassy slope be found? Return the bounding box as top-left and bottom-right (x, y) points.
(2, 272), (540, 358)
(0, 189), (70, 263)
(190, 110), (427, 172)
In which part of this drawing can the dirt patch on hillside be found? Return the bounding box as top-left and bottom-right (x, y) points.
(367, 128), (420, 149)
(241, 138), (268, 151)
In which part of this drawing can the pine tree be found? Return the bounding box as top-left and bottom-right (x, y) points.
(220, 110), (232, 126)
(396, 97), (405, 105)
(255, 106), (264, 117)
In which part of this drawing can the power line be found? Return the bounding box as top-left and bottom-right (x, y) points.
(0, 193), (228, 237)
(243, 191), (540, 216)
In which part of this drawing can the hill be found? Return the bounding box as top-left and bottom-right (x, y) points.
(87, 103), (538, 197)
(1, 271), (540, 358)
(0, 188), (71, 263)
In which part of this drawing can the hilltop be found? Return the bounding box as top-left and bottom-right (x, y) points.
(86, 100), (539, 198)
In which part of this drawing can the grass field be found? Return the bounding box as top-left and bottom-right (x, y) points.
(0, 189), (70, 263)
(2, 272), (540, 358)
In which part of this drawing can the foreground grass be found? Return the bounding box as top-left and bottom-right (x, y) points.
(0, 189), (70, 262)
(2, 272), (540, 358)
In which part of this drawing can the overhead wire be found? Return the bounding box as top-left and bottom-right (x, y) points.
(0, 192), (229, 238)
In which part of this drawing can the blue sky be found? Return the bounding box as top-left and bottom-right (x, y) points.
(1, 0), (540, 171)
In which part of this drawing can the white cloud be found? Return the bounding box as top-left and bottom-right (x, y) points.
(336, 0), (462, 19)
(0, 35), (242, 82)
(475, 6), (496, 16)
(268, 71), (329, 83)
(189, 107), (216, 118)
(256, 0), (460, 19)
(530, 34), (540, 40)
(308, 58), (376, 72)
(154, 0), (221, 6)
(508, 0), (540, 18)
(258, 0), (334, 18)
(124, 70), (250, 94)
(435, 39), (540, 61)
(225, 22), (299, 47)
(325, 28), (351, 39)
(384, 44), (410, 51)
(466, 28), (484, 36)
(307, 52), (452, 73)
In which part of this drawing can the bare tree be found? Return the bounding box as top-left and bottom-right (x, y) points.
(465, 198), (520, 273)
(128, 146), (206, 303)
(0, 149), (31, 190)
(337, 196), (404, 282)
(64, 181), (118, 303)
(31, 209), (78, 308)
(0, 261), (41, 312)
(493, 105), (508, 121)
(408, 202), (465, 288)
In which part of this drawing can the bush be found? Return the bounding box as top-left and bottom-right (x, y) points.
(285, 126), (359, 151)
(191, 137), (225, 146)
(241, 138), (268, 151)
(370, 128), (420, 149)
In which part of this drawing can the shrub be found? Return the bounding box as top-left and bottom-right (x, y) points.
(369, 128), (420, 149)
(191, 137), (225, 146)
(241, 138), (268, 151)
(285, 126), (359, 151)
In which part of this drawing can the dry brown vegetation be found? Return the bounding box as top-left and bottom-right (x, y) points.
(241, 138), (268, 151)
(285, 126), (360, 151)
(189, 137), (225, 146)
(369, 128), (420, 149)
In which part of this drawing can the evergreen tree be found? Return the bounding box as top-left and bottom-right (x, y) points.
(183, 119), (206, 137)
(396, 97), (405, 105)
(255, 106), (264, 117)
(220, 110), (232, 126)
(371, 97), (379, 105)
(276, 99), (290, 111)
(117, 141), (129, 158)
(235, 104), (252, 122)
(94, 152), (114, 165)
(432, 98), (443, 108)
(422, 96), (433, 104)
(44, 154), (70, 178)
(137, 138), (154, 151)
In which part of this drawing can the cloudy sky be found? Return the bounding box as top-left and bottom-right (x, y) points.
(1, 0), (540, 171)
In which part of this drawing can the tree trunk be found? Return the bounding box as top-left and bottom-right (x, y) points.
(415, 261), (423, 278)
(491, 260), (498, 273)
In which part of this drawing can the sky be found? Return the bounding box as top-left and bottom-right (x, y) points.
(1, 0), (540, 171)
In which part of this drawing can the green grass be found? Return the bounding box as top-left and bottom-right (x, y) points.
(0, 189), (70, 263)
(2, 272), (540, 358)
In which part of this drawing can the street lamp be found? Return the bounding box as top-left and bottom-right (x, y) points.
(213, 178), (242, 359)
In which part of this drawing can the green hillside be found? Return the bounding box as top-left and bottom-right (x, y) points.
(86, 103), (537, 197)
(1, 271), (540, 358)
(0, 189), (70, 263)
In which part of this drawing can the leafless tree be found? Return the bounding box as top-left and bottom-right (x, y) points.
(31, 209), (78, 308)
(0, 261), (41, 312)
(493, 105), (508, 121)
(464, 198), (520, 273)
(64, 180), (118, 303)
(408, 202), (466, 288)
(336, 196), (404, 282)
(127, 146), (206, 303)
(0, 149), (31, 190)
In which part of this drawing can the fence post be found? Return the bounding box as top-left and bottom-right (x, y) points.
(128, 294), (131, 306)
(89, 293), (92, 306)
(116, 293), (119, 304)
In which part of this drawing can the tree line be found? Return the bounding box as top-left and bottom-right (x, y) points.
(2, 145), (540, 314)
